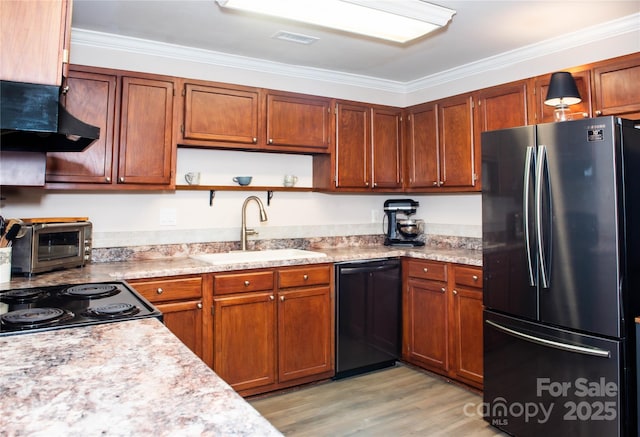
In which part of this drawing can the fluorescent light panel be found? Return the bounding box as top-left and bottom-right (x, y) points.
(216, 0), (455, 43)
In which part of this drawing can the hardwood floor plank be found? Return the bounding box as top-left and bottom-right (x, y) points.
(250, 364), (508, 436)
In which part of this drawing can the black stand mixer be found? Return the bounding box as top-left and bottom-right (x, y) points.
(383, 199), (425, 247)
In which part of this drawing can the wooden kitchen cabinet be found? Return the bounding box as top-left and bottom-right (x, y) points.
(450, 265), (483, 389)
(264, 91), (332, 153)
(405, 94), (477, 192)
(402, 259), (449, 373)
(592, 53), (640, 119)
(179, 80), (260, 148)
(1, 0), (71, 85)
(476, 80), (529, 132)
(129, 275), (211, 366)
(402, 259), (483, 389)
(46, 65), (177, 189)
(315, 101), (402, 192)
(213, 264), (333, 396)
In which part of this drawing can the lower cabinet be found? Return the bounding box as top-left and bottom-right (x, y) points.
(129, 275), (210, 366)
(402, 259), (483, 389)
(213, 264), (334, 396)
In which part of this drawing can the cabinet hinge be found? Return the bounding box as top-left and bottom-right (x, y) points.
(181, 124), (184, 133)
(473, 172), (478, 182)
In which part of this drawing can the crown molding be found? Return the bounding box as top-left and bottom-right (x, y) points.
(71, 12), (639, 95)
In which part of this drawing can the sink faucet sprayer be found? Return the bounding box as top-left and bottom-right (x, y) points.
(241, 196), (268, 251)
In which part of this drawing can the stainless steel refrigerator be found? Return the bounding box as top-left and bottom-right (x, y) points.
(482, 117), (640, 436)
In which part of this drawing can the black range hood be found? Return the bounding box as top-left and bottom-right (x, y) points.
(1, 80), (100, 152)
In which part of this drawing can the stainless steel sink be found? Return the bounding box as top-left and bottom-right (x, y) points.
(190, 249), (327, 265)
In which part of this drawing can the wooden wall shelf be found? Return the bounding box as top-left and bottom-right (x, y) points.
(175, 185), (314, 206)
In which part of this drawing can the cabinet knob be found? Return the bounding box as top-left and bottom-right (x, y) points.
(105, 177), (111, 183)
(268, 138), (273, 144)
(423, 268), (428, 272)
(269, 295), (275, 301)
(440, 181), (444, 185)
(432, 181), (438, 186)
(373, 182), (378, 188)
(252, 137), (257, 143)
(365, 182), (370, 187)
(61, 85), (70, 95)
(244, 280), (250, 287)
(197, 302), (203, 309)
(280, 296), (285, 302)
(595, 110), (602, 116)
(453, 289), (458, 295)
(156, 288), (163, 294)
(303, 274), (309, 280)
(472, 275), (479, 281)
(119, 177), (125, 183)
(441, 287), (446, 292)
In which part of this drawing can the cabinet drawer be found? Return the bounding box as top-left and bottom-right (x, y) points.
(407, 260), (447, 281)
(278, 264), (331, 289)
(214, 271), (275, 295)
(455, 266), (483, 289)
(130, 276), (202, 303)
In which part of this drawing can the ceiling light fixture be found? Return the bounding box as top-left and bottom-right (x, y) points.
(215, 0), (455, 43)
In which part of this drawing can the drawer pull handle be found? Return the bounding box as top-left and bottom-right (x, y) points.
(472, 275), (479, 281)
(156, 288), (164, 294)
(303, 274), (309, 280)
(423, 268), (428, 273)
(244, 280), (250, 287)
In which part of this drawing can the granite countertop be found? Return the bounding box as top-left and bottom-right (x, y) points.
(3, 245), (481, 290)
(0, 318), (282, 436)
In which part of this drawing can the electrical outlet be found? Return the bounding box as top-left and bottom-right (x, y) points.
(159, 208), (177, 226)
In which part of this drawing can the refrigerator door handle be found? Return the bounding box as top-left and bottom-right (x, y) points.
(523, 146), (536, 286)
(535, 144), (550, 288)
(485, 319), (611, 358)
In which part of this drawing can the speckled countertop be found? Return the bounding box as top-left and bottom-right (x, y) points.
(2, 245), (481, 290)
(1, 318), (282, 437)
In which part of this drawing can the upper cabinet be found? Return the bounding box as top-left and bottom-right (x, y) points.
(263, 91), (331, 153)
(46, 65), (177, 189)
(314, 101), (402, 192)
(592, 53), (640, 119)
(0, 0), (71, 85)
(177, 81), (331, 154)
(179, 80), (260, 148)
(405, 94), (477, 192)
(476, 80), (529, 132)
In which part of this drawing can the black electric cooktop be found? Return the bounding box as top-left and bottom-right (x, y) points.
(0, 282), (162, 337)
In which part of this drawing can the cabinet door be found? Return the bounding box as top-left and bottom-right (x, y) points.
(405, 103), (439, 189)
(476, 81), (529, 132)
(46, 68), (117, 183)
(118, 76), (175, 185)
(278, 286), (333, 382)
(450, 286), (483, 388)
(592, 53), (640, 118)
(529, 70), (592, 124)
(371, 107), (402, 189)
(265, 92), (331, 152)
(335, 102), (370, 189)
(438, 95), (476, 189)
(403, 277), (448, 372)
(182, 82), (260, 146)
(213, 292), (277, 392)
(157, 300), (203, 359)
(0, 0), (69, 85)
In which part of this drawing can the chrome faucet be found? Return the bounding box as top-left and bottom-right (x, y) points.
(241, 196), (268, 251)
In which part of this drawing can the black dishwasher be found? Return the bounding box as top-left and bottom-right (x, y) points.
(335, 258), (401, 379)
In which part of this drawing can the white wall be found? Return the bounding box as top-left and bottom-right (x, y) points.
(0, 21), (637, 248)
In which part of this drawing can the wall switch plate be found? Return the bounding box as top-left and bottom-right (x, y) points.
(159, 208), (177, 226)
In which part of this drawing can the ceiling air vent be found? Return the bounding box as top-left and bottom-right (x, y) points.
(272, 31), (319, 45)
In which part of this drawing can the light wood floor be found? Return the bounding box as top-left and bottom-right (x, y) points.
(250, 364), (509, 436)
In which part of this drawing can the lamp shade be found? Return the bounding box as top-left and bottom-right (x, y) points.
(544, 72), (582, 107)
